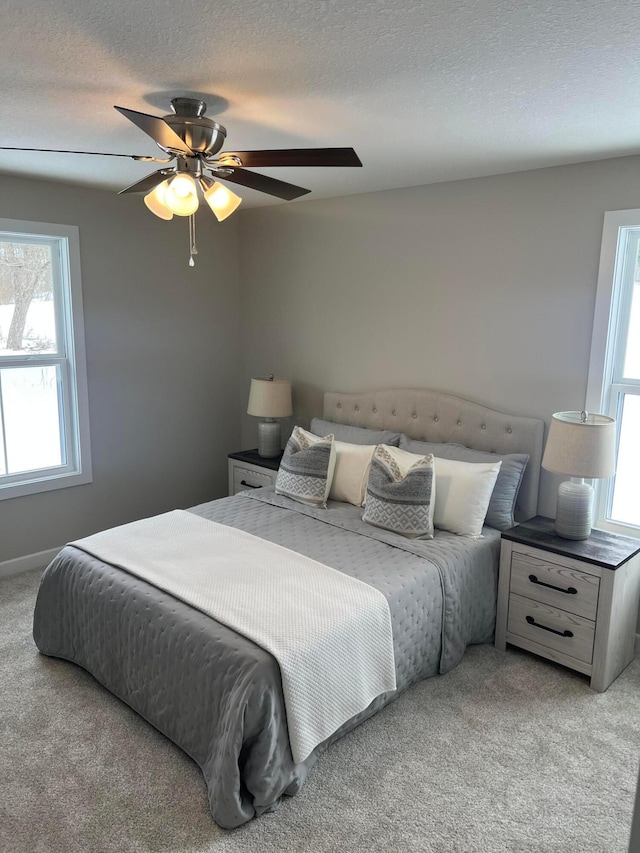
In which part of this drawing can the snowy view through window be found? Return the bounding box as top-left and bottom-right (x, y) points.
(611, 267), (640, 527)
(0, 240), (63, 475)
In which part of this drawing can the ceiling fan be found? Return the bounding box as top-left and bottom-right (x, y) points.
(0, 96), (363, 264)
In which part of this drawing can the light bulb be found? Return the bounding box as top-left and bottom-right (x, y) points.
(203, 182), (242, 222)
(164, 174), (199, 216)
(144, 181), (173, 220)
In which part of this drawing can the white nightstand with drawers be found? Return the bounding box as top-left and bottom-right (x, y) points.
(495, 517), (640, 692)
(228, 449), (283, 497)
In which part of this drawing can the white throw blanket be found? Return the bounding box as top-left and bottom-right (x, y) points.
(71, 510), (397, 763)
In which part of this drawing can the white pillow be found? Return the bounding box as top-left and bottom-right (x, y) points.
(329, 441), (377, 506)
(432, 457), (502, 538)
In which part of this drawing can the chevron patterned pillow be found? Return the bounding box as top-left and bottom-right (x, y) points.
(363, 445), (435, 539)
(275, 426), (336, 507)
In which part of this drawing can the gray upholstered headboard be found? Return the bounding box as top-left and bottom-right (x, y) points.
(323, 388), (545, 522)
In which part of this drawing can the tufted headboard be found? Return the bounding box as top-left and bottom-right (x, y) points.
(323, 388), (545, 521)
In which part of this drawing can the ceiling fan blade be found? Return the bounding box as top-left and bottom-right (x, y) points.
(0, 145), (165, 160)
(114, 106), (194, 155)
(213, 167), (310, 200)
(218, 148), (362, 168)
(117, 168), (173, 195)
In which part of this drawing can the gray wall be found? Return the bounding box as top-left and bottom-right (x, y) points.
(5, 152), (640, 559)
(0, 174), (241, 562)
(239, 154), (640, 517)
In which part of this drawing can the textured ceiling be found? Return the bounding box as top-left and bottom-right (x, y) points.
(1, 0), (640, 207)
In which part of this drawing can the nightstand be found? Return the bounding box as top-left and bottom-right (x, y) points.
(495, 516), (640, 692)
(228, 449), (283, 496)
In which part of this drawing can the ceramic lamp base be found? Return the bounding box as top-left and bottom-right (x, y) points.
(257, 419), (281, 458)
(555, 478), (594, 540)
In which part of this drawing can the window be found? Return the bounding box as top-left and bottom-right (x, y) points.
(587, 209), (640, 535)
(0, 219), (91, 500)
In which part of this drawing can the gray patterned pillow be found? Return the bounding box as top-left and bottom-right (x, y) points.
(363, 445), (435, 539)
(275, 426), (336, 508)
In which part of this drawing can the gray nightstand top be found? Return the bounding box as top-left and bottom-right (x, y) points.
(502, 516), (640, 570)
(228, 449), (283, 471)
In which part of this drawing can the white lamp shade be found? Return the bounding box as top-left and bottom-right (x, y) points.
(164, 174), (199, 216)
(542, 411), (616, 479)
(203, 182), (242, 222)
(144, 181), (174, 220)
(247, 377), (293, 418)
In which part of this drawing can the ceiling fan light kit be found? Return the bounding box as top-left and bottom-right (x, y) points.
(143, 180), (173, 220)
(162, 173), (199, 216)
(1, 96), (362, 265)
(200, 179), (242, 222)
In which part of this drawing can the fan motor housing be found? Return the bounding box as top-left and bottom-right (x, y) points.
(163, 98), (227, 156)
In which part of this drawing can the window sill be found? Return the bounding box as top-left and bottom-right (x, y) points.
(0, 468), (93, 501)
(593, 518), (640, 540)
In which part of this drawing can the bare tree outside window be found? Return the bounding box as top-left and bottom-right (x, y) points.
(0, 220), (91, 500)
(0, 241), (55, 353)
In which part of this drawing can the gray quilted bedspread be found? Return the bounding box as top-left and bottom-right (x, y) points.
(32, 489), (500, 828)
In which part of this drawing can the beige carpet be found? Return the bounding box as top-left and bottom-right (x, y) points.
(2, 568), (639, 853)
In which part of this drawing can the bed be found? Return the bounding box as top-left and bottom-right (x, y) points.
(32, 388), (544, 828)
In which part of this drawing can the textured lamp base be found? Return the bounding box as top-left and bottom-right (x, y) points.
(555, 479), (594, 540)
(257, 419), (281, 458)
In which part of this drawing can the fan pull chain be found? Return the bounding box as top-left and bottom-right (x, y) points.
(188, 214), (198, 267)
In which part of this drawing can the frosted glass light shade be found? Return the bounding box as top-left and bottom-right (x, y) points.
(247, 377), (292, 418)
(164, 174), (199, 216)
(144, 181), (174, 220)
(203, 182), (242, 221)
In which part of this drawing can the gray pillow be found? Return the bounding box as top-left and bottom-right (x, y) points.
(275, 426), (336, 508)
(398, 436), (529, 531)
(310, 418), (402, 447)
(363, 445), (435, 539)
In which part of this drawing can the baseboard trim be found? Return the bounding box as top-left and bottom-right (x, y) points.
(635, 634), (640, 658)
(0, 547), (61, 579)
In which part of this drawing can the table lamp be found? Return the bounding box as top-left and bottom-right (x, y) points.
(541, 410), (616, 540)
(247, 375), (293, 458)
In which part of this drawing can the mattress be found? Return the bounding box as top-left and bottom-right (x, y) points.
(33, 488), (501, 828)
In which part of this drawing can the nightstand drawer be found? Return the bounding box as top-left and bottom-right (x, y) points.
(232, 465), (275, 493)
(507, 593), (595, 665)
(228, 450), (283, 497)
(510, 548), (600, 620)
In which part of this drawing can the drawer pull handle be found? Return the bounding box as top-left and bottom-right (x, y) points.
(528, 574), (577, 595)
(240, 480), (261, 489)
(525, 615), (574, 638)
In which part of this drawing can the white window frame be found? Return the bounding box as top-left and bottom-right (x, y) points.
(0, 219), (92, 500)
(587, 208), (640, 537)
